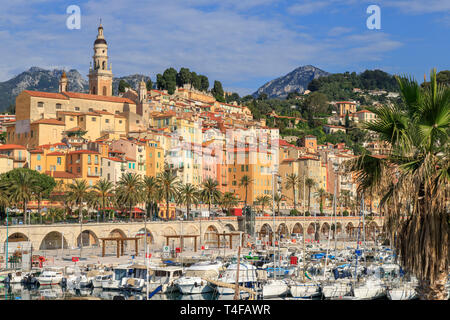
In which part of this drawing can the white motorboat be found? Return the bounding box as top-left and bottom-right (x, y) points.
(216, 263), (258, 295)
(352, 278), (386, 300)
(4, 271), (25, 284)
(102, 265), (133, 290)
(175, 261), (222, 295)
(146, 266), (183, 294)
(66, 274), (92, 289)
(289, 281), (321, 299)
(121, 264), (147, 292)
(36, 269), (64, 286)
(262, 279), (289, 298)
(92, 274), (113, 288)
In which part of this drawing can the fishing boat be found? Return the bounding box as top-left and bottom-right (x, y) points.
(175, 261), (222, 294)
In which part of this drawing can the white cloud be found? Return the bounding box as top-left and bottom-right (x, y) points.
(0, 0), (404, 95)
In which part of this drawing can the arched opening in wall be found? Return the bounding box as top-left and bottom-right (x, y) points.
(277, 224), (289, 237)
(307, 223), (316, 237)
(225, 224), (235, 232)
(102, 61), (106, 70)
(292, 223), (303, 236)
(93, 86), (96, 95)
(109, 229), (126, 238)
(39, 231), (68, 250)
(204, 225), (218, 247)
(7, 233), (29, 243)
(77, 230), (99, 247)
(259, 224), (272, 240)
(183, 225), (198, 250)
(346, 223), (354, 238)
(336, 222), (343, 235)
(321, 222), (330, 236)
(103, 86), (107, 96)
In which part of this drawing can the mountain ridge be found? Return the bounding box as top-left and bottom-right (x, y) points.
(253, 65), (331, 99)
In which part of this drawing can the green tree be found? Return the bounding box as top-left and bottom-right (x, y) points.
(314, 188), (326, 215)
(347, 69), (450, 300)
(0, 169), (37, 224)
(118, 79), (130, 93)
(211, 80), (225, 102)
(200, 178), (222, 216)
(177, 67), (192, 87)
(93, 179), (114, 222)
(285, 173), (299, 210)
(143, 176), (161, 221)
(178, 183), (198, 220)
(198, 75), (209, 91)
(117, 173), (143, 222)
(239, 175), (253, 207)
(255, 195), (271, 214)
(273, 193), (284, 216)
(305, 178), (317, 213)
(220, 192), (239, 215)
(157, 170), (180, 220)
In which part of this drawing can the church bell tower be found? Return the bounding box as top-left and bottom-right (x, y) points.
(89, 22), (113, 96)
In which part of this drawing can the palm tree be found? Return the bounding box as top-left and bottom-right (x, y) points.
(273, 193), (284, 216)
(93, 179), (114, 222)
(285, 173), (299, 211)
(305, 178), (317, 214)
(314, 188), (326, 215)
(157, 170), (180, 220)
(220, 192), (239, 215)
(67, 180), (90, 222)
(67, 179), (90, 258)
(7, 170), (36, 224)
(239, 175), (253, 207)
(178, 183), (199, 220)
(346, 69), (449, 300)
(117, 173), (143, 222)
(143, 176), (161, 221)
(86, 190), (101, 221)
(200, 178), (222, 216)
(255, 195), (271, 215)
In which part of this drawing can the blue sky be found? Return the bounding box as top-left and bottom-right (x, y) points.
(0, 0), (449, 95)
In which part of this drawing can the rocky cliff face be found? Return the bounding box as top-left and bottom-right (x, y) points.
(254, 65), (330, 99)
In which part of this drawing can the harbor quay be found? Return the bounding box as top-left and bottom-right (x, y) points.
(0, 216), (383, 264)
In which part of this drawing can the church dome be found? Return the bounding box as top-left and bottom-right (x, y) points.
(94, 38), (107, 45)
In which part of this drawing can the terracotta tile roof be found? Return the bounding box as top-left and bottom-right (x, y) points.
(57, 111), (81, 116)
(62, 92), (135, 104)
(93, 110), (114, 115)
(45, 171), (80, 179)
(0, 144), (27, 150)
(68, 150), (100, 155)
(31, 119), (65, 125)
(23, 90), (69, 100)
(105, 157), (126, 163)
(29, 149), (44, 154)
(47, 151), (65, 156)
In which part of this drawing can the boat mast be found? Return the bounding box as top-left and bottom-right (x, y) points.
(234, 233), (242, 300)
(354, 194), (364, 283)
(272, 169), (277, 281)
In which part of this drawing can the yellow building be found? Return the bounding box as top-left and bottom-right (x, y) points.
(66, 150), (102, 186)
(145, 139), (164, 178)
